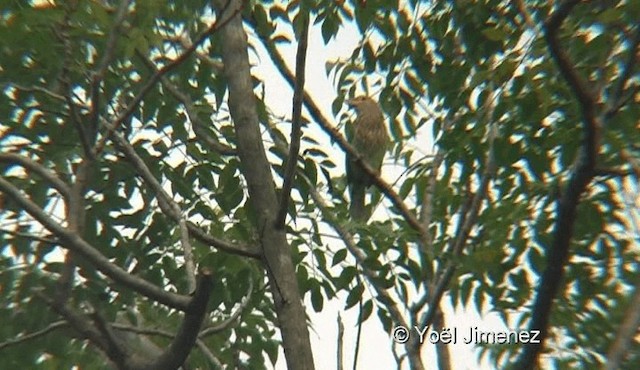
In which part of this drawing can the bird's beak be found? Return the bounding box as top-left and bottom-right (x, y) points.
(346, 99), (356, 107)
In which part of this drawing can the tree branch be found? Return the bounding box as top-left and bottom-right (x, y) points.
(88, 0), (132, 152)
(418, 141), (496, 330)
(142, 270), (213, 370)
(213, 1), (315, 369)
(111, 132), (260, 258)
(276, 11), (310, 229)
(255, 29), (427, 239)
(38, 292), (128, 369)
(0, 176), (192, 311)
(515, 1), (602, 368)
(0, 153), (71, 201)
(0, 320), (68, 351)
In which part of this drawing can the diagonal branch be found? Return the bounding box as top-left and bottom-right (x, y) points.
(38, 292), (128, 368)
(0, 153), (71, 201)
(418, 139), (496, 329)
(276, 11), (310, 229)
(200, 277), (253, 337)
(0, 320), (68, 351)
(255, 29), (426, 239)
(301, 173), (407, 328)
(0, 176), (192, 311)
(143, 269), (213, 370)
(111, 132), (260, 258)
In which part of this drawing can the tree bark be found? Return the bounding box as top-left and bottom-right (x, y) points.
(212, 1), (315, 369)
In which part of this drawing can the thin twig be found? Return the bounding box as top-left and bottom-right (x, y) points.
(200, 277), (253, 337)
(0, 320), (68, 350)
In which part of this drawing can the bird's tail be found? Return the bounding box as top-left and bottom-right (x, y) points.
(349, 183), (367, 221)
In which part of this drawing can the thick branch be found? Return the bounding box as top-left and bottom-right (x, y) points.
(141, 270), (212, 370)
(39, 293), (127, 369)
(515, 2), (601, 368)
(213, 1), (315, 369)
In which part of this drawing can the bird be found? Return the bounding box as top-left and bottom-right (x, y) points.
(345, 96), (389, 221)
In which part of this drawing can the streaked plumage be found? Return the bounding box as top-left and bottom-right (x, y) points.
(346, 96), (389, 221)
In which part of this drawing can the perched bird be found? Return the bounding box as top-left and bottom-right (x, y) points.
(345, 96), (389, 221)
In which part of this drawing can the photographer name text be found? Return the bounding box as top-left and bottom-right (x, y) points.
(391, 325), (541, 345)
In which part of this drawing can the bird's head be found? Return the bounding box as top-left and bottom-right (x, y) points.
(347, 96), (378, 113)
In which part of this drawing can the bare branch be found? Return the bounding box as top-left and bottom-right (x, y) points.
(337, 314), (344, 370)
(0, 320), (68, 351)
(0, 176), (192, 311)
(276, 11), (310, 229)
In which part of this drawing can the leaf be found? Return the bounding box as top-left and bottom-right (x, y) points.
(332, 248), (347, 266)
(345, 283), (364, 309)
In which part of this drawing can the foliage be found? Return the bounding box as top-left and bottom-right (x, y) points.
(0, 0), (639, 369)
